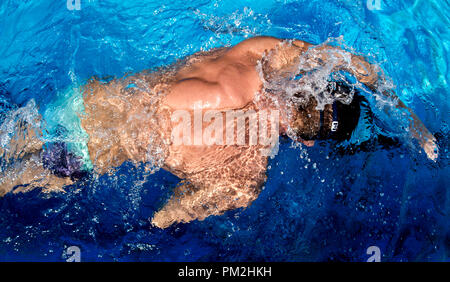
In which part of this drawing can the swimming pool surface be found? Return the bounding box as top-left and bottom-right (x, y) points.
(0, 0), (448, 261)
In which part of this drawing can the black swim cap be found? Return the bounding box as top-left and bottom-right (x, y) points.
(316, 82), (365, 141)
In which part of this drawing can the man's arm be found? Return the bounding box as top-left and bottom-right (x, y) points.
(260, 38), (438, 160)
(312, 45), (438, 160)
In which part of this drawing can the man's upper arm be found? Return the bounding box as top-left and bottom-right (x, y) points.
(231, 36), (312, 58)
(233, 37), (378, 87)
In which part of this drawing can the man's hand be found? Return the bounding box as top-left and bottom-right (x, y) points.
(423, 136), (438, 161)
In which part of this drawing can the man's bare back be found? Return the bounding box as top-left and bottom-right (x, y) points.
(164, 37), (309, 110)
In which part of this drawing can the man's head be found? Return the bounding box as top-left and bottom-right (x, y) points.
(292, 81), (365, 142)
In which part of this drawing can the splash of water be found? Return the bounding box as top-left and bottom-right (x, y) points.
(0, 99), (43, 166)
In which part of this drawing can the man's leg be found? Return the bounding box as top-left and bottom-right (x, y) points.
(0, 113), (75, 196)
(0, 150), (73, 196)
(151, 146), (268, 228)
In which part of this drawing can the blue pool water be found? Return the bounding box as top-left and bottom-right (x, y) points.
(0, 0), (448, 261)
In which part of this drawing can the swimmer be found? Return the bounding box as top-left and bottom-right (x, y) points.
(0, 36), (438, 228)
